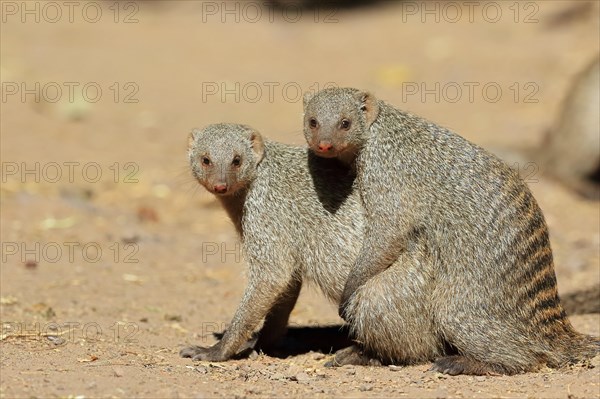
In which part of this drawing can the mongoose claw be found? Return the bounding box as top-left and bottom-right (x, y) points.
(179, 344), (227, 362)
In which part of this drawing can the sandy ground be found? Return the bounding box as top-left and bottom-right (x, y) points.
(1, 1), (599, 398)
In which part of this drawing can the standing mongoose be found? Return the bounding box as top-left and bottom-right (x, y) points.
(302, 87), (599, 375)
(182, 123), (402, 362)
(541, 55), (599, 200)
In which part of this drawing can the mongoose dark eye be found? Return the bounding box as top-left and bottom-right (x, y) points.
(309, 118), (318, 129)
(340, 119), (351, 130)
(201, 157), (211, 166)
(232, 155), (241, 167)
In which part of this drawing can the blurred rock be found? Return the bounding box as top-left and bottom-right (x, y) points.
(540, 56), (599, 200)
(137, 206), (159, 222)
(561, 285), (600, 315)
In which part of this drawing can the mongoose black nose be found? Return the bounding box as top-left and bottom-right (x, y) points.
(317, 142), (333, 152)
(214, 183), (228, 194)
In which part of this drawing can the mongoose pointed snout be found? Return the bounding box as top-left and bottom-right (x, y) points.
(213, 183), (228, 194)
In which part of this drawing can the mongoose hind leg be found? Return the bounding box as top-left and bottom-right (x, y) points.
(345, 246), (441, 365)
(324, 345), (382, 367)
(432, 355), (515, 376)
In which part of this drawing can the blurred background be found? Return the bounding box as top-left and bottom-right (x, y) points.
(1, 1), (599, 398)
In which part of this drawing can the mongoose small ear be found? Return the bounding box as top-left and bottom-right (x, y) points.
(355, 91), (379, 127)
(303, 91), (315, 109)
(249, 131), (265, 164)
(188, 129), (200, 149)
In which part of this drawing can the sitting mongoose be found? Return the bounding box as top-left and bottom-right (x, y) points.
(302, 88), (599, 375)
(182, 123), (396, 362)
(541, 55), (599, 200)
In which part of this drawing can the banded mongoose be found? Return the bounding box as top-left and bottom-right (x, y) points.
(542, 55), (599, 200)
(181, 123), (383, 362)
(302, 87), (599, 375)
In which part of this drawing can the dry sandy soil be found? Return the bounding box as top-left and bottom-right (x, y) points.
(1, 1), (599, 398)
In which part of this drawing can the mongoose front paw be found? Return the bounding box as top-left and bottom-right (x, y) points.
(324, 345), (382, 367)
(431, 355), (507, 376)
(179, 344), (228, 362)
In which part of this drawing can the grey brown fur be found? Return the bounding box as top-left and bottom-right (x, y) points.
(541, 55), (600, 199)
(303, 87), (599, 375)
(182, 123), (375, 361)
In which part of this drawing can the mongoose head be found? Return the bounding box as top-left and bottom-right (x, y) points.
(303, 87), (379, 159)
(188, 123), (265, 196)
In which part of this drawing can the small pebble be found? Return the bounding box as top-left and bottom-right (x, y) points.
(285, 365), (303, 377)
(137, 206), (159, 223)
(24, 260), (38, 269)
(292, 372), (312, 383)
(121, 233), (140, 244)
(359, 384), (373, 392)
(46, 336), (65, 345)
